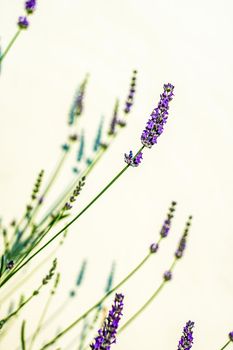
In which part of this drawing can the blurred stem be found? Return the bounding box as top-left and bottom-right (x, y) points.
(118, 258), (178, 334)
(0, 30), (21, 63)
(29, 292), (53, 350)
(21, 320), (26, 350)
(1, 212), (62, 285)
(39, 251), (151, 349)
(220, 341), (231, 350)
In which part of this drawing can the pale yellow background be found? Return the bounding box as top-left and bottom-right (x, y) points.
(0, 0), (233, 349)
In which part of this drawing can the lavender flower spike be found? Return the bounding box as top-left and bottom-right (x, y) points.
(90, 293), (124, 350)
(141, 83), (174, 148)
(124, 151), (143, 167)
(177, 321), (195, 350)
(18, 16), (29, 29)
(229, 331), (233, 341)
(25, 0), (37, 13)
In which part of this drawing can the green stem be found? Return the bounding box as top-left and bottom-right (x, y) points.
(220, 341), (232, 350)
(39, 251), (150, 349)
(118, 258), (177, 334)
(0, 152), (141, 288)
(0, 30), (21, 63)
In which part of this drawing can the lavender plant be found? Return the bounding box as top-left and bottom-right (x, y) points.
(0, 2), (232, 350)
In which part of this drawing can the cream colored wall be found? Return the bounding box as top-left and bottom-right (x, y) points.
(0, 0), (233, 349)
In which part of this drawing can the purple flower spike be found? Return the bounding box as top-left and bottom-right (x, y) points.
(229, 332), (233, 341)
(177, 321), (195, 350)
(124, 151), (143, 167)
(18, 16), (29, 29)
(141, 83), (174, 148)
(25, 0), (37, 13)
(90, 293), (124, 350)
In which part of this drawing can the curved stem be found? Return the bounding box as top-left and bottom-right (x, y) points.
(0, 30), (21, 63)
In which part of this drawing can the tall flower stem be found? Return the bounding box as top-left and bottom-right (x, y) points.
(0, 146), (144, 288)
(118, 259), (177, 334)
(220, 341), (232, 350)
(39, 251), (150, 349)
(0, 30), (21, 63)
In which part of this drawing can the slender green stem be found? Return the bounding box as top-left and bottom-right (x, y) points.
(220, 341), (232, 350)
(0, 30), (21, 63)
(118, 258), (178, 334)
(39, 251), (150, 349)
(21, 320), (27, 350)
(0, 154), (140, 288)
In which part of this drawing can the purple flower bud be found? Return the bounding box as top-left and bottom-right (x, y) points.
(18, 16), (29, 29)
(64, 202), (72, 210)
(163, 270), (172, 281)
(124, 151), (143, 167)
(150, 243), (159, 253)
(229, 332), (233, 341)
(141, 83), (174, 148)
(25, 0), (36, 14)
(90, 293), (124, 350)
(175, 216), (192, 259)
(124, 70), (137, 114)
(177, 321), (195, 350)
